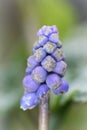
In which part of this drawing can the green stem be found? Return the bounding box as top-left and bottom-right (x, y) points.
(39, 94), (49, 130)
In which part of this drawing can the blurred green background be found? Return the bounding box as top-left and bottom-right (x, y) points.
(0, 0), (87, 130)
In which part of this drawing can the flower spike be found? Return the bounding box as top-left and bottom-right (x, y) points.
(20, 25), (69, 110)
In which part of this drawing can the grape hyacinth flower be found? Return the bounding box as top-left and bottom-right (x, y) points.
(20, 25), (69, 130)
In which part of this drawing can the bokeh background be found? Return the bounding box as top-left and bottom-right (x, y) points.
(0, 0), (87, 130)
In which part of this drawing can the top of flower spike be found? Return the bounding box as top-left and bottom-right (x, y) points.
(37, 25), (59, 37)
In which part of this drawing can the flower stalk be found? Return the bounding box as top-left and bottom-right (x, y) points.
(39, 94), (49, 130)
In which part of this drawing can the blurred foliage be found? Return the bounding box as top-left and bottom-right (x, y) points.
(0, 0), (87, 130)
(18, 0), (77, 39)
(59, 103), (87, 130)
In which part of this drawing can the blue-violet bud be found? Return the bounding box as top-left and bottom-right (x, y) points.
(32, 66), (47, 83)
(41, 55), (56, 72)
(37, 84), (50, 99)
(33, 41), (41, 50)
(56, 40), (62, 48)
(49, 33), (59, 43)
(25, 67), (32, 74)
(23, 75), (40, 92)
(27, 55), (38, 69)
(51, 25), (58, 33)
(53, 61), (67, 76)
(33, 47), (46, 62)
(46, 73), (62, 89)
(37, 26), (52, 37)
(52, 48), (64, 61)
(38, 35), (48, 46)
(43, 41), (57, 54)
(20, 93), (39, 110)
(53, 80), (69, 94)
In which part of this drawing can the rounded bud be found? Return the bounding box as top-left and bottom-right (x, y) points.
(43, 42), (57, 54)
(37, 25), (59, 37)
(38, 35), (48, 46)
(53, 80), (69, 95)
(49, 33), (59, 43)
(52, 48), (64, 61)
(46, 73), (62, 89)
(56, 40), (62, 48)
(32, 66), (47, 83)
(25, 67), (32, 74)
(41, 55), (56, 72)
(20, 93), (39, 110)
(34, 47), (46, 62)
(37, 84), (49, 99)
(53, 61), (67, 76)
(27, 55), (38, 69)
(37, 25), (47, 36)
(42, 26), (52, 37)
(23, 75), (40, 92)
(33, 41), (41, 50)
(51, 25), (58, 33)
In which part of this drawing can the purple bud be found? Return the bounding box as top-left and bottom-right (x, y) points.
(37, 84), (50, 98)
(32, 41), (41, 54)
(51, 25), (58, 33)
(37, 25), (59, 37)
(41, 55), (56, 72)
(53, 61), (67, 76)
(46, 73), (62, 89)
(53, 80), (69, 95)
(49, 33), (59, 43)
(37, 25), (46, 36)
(27, 55), (38, 69)
(43, 42), (57, 54)
(34, 47), (46, 62)
(23, 75), (40, 92)
(33, 41), (41, 50)
(43, 26), (52, 37)
(38, 35), (48, 46)
(37, 25), (53, 37)
(52, 48), (64, 61)
(20, 93), (39, 110)
(56, 40), (62, 48)
(32, 66), (47, 83)
(25, 67), (32, 74)
(32, 48), (36, 54)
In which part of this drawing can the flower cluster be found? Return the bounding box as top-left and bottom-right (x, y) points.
(20, 25), (69, 111)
